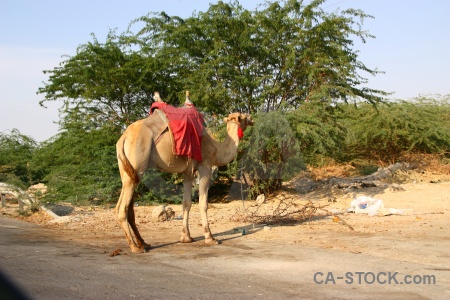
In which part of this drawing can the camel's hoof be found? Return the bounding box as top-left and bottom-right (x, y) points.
(143, 243), (151, 252)
(130, 243), (151, 253)
(130, 246), (145, 253)
(180, 236), (194, 243)
(205, 238), (221, 245)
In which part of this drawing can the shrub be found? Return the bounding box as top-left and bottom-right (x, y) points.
(342, 95), (450, 163)
(0, 129), (38, 187)
(136, 171), (184, 205)
(240, 111), (305, 198)
(286, 102), (347, 165)
(31, 124), (122, 203)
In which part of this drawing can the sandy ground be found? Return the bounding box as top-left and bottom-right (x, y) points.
(2, 172), (450, 299)
(2, 173), (449, 268)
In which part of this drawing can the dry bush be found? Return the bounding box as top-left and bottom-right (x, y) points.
(230, 193), (354, 230)
(385, 153), (450, 184)
(307, 153), (449, 181)
(231, 197), (320, 224)
(398, 153), (450, 175)
(308, 163), (357, 180)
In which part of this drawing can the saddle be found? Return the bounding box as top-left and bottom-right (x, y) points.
(150, 102), (204, 162)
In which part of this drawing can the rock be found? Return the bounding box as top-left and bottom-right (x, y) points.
(47, 216), (82, 224)
(385, 184), (405, 192)
(45, 204), (74, 216)
(152, 205), (175, 222)
(256, 194), (265, 205)
(373, 163), (404, 179)
(28, 183), (47, 195)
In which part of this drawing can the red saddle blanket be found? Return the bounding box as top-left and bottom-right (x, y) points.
(150, 102), (204, 162)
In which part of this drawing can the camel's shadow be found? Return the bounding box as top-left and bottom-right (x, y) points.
(149, 224), (263, 250)
(148, 212), (337, 251)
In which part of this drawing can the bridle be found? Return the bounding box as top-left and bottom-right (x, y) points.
(229, 120), (244, 140)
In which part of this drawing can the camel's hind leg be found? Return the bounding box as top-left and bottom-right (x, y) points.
(115, 118), (154, 253)
(127, 197), (150, 250)
(116, 171), (150, 253)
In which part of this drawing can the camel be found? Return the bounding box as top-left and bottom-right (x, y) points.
(115, 97), (253, 253)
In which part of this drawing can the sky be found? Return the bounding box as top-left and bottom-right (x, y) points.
(1, 0), (449, 142)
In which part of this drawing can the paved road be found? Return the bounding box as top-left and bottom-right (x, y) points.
(0, 216), (448, 299)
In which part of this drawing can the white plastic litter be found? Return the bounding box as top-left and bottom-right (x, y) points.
(347, 195), (406, 216)
(348, 195), (385, 216)
(380, 208), (405, 216)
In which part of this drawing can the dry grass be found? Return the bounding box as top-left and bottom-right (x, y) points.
(308, 163), (357, 180)
(388, 153), (450, 183)
(307, 153), (450, 181)
(399, 153), (450, 174)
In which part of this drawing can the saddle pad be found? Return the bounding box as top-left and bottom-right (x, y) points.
(150, 102), (204, 162)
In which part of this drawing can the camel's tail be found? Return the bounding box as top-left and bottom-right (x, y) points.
(117, 137), (141, 184)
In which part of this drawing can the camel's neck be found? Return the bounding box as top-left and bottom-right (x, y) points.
(213, 121), (241, 166)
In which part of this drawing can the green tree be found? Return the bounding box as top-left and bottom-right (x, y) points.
(133, 0), (387, 114)
(37, 30), (163, 127)
(287, 102), (347, 165)
(0, 129), (38, 187)
(38, 0), (388, 143)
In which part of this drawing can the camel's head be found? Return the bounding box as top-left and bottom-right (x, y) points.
(224, 113), (254, 139)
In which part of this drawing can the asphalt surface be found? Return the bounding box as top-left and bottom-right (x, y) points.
(0, 215), (448, 299)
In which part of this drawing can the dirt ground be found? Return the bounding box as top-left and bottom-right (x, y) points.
(1, 170), (449, 269)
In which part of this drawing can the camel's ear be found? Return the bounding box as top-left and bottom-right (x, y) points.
(241, 114), (253, 126)
(247, 115), (254, 126)
(226, 113), (238, 122)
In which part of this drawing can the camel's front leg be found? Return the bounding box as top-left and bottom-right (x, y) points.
(198, 167), (218, 245)
(180, 173), (194, 243)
